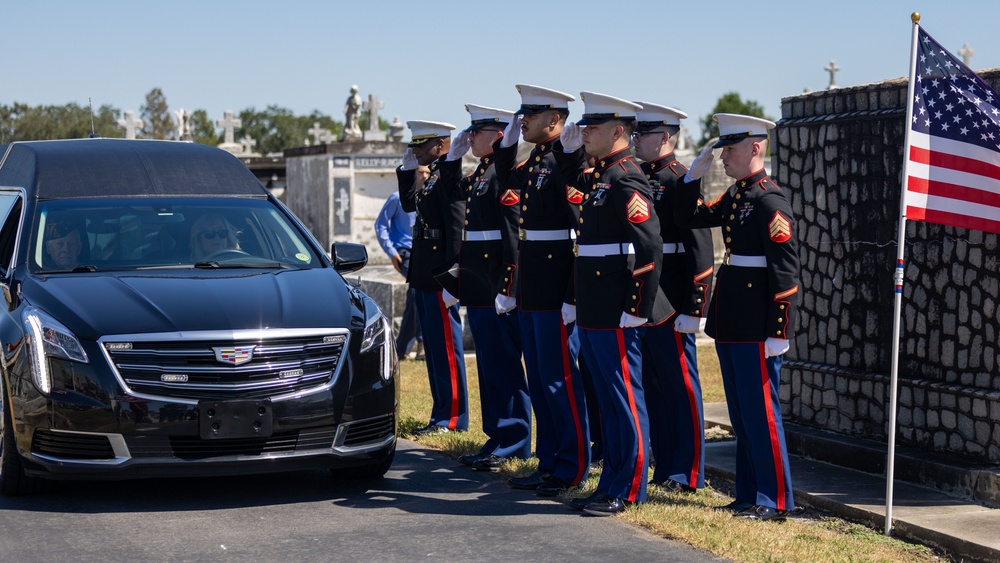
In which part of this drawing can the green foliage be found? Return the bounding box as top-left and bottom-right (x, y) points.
(237, 106), (342, 155)
(140, 88), (174, 140)
(359, 112), (390, 132)
(700, 92), (772, 145)
(188, 109), (219, 145)
(0, 102), (120, 141)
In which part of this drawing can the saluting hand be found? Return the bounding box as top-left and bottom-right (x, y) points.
(683, 144), (715, 182)
(401, 148), (419, 170)
(560, 122), (583, 153)
(447, 130), (471, 161)
(501, 115), (522, 148)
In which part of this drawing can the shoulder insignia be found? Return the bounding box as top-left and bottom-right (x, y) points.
(761, 178), (779, 191)
(626, 192), (650, 223)
(768, 211), (792, 243)
(667, 161), (687, 177)
(500, 188), (520, 206)
(566, 185), (584, 204)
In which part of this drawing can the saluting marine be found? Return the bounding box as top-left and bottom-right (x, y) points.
(397, 120), (469, 436)
(493, 84), (591, 496)
(675, 113), (799, 522)
(556, 93), (670, 516)
(632, 102), (714, 493)
(436, 104), (532, 470)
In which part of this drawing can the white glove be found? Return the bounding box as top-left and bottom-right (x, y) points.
(500, 114), (522, 148)
(673, 314), (701, 334)
(560, 122), (583, 153)
(441, 289), (459, 308)
(619, 312), (647, 328)
(401, 148), (419, 170)
(495, 293), (516, 314)
(561, 303), (577, 325)
(683, 144), (715, 182)
(764, 337), (790, 358)
(447, 130), (471, 161)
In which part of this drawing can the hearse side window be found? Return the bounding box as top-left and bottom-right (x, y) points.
(0, 194), (22, 276)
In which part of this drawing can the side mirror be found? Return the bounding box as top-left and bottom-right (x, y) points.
(331, 242), (368, 273)
(1, 281), (17, 312)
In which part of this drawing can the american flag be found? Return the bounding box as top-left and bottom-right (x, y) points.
(906, 27), (1000, 234)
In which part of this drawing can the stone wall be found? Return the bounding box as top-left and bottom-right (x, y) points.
(776, 71), (1000, 462)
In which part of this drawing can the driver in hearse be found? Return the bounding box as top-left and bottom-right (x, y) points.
(190, 212), (241, 261)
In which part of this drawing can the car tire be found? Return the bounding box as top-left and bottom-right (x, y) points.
(0, 381), (42, 496)
(330, 444), (396, 480)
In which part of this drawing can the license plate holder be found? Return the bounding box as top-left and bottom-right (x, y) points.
(198, 399), (273, 440)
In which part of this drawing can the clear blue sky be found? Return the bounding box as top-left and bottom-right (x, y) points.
(5, 1), (1000, 142)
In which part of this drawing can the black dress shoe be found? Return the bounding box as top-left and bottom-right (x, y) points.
(412, 424), (450, 436)
(660, 479), (697, 493)
(569, 491), (607, 511)
(713, 499), (755, 512)
(471, 455), (505, 471)
(736, 505), (788, 522)
(583, 496), (632, 516)
(534, 476), (571, 497)
(458, 453), (484, 467)
(508, 471), (549, 490)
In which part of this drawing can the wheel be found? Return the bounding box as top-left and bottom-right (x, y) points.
(329, 445), (395, 480)
(202, 249), (251, 261)
(0, 380), (42, 495)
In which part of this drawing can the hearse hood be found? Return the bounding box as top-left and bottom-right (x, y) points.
(20, 269), (361, 340)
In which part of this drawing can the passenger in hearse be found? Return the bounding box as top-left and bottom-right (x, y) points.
(43, 221), (84, 270)
(190, 212), (241, 261)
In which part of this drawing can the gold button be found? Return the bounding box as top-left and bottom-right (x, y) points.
(779, 304), (786, 309)
(725, 237), (731, 243)
(524, 192), (529, 198)
(529, 167), (533, 172)
(535, 156), (541, 162)
(432, 245), (438, 250)
(636, 282), (640, 287)
(505, 278), (509, 282)
(575, 230), (581, 236)
(646, 174), (651, 179)
(729, 214), (735, 220)
(579, 205), (583, 211)
(747, 283), (753, 288)
(696, 298), (702, 303)
(596, 271), (601, 276)
(594, 172), (601, 179)
(507, 266), (512, 271)
(579, 218), (584, 223)
(484, 253), (489, 258)
(632, 295), (637, 300)
(522, 205), (527, 211)
(726, 226), (731, 232)
(464, 220), (468, 225)
(599, 161), (606, 167)
(547, 254), (553, 259)
(467, 197), (472, 202)
(732, 203), (737, 209)
(698, 287), (704, 291)
(519, 218), (524, 224)
(466, 209), (470, 214)
(631, 308), (636, 313)
(776, 331), (782, 336)
(736, 193), (741, 200)
(777, 317), (783, 323)
(528, 180), (533, 186)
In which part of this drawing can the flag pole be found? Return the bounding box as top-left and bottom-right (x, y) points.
(885, 11), (921, 536)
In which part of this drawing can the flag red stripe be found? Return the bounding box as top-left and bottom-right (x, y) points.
(906, 175), (1000, 208)
(906, 205), (1000, 233)
(909, 145), (1000, 183)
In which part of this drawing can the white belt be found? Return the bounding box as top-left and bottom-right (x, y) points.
(519, 228), (575, 241)
(725, 253), (767, 267)
(575, 242), (635, 257)
(662, 242), (686, 254)
(463, 229), (501, 241)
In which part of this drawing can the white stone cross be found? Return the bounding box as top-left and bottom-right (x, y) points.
(825, 60), (840, 89)
(217, 110), (242, 145)
(117, 110), (144, 139)
(958, 43), (974, 66)
(307, 122), (327, 145)
(240, 135), (257, 155)
(363, 93), (384, 132)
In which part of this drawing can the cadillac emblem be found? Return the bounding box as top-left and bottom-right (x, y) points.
(213, 345), (256, 366)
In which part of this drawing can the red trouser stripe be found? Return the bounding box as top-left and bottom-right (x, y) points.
(560, 322), (587, 485)
(757, 343), (786, 511)
(437, 293), (461, 430)
(619, 329), (645, 502)
(674, 331), (701, 486)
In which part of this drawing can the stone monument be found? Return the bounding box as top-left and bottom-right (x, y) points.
(362, 94), (387, 142)
(340, 85), (363, 141)
(216, 110), (243, 155)
(174, 108), (192, 141)
(389, 116), (405, 142)
(117, 110), (143, 140)
(825, 60), (840, 89)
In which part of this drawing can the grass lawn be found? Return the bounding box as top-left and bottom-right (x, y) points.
(397, 345), (947, 562)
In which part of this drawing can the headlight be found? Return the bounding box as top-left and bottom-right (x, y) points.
(23, 307), (89, 394)
(360, 297), (394, 382)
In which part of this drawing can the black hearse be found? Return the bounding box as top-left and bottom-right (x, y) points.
(0, 139), (397, 494)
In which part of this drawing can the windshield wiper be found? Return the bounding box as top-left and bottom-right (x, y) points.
(71, 265), (98, 272)
(194, 261), (294, 269)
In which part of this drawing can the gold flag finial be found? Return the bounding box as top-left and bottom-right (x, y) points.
(911, 12), (920, 23)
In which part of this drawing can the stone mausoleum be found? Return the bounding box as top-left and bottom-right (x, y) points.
(775, 70), (1000, 474)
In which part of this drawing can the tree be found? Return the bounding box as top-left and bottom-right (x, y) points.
(700, 92), (772, 145)
(188, 109), (219, 145)
(233, 106), (341, 155)
(359, 112), (390, 132)
(0, 102), (120, 141)
(140, 88), (174, 139)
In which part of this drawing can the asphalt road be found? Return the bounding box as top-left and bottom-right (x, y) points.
(0, 440), (722, 562)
